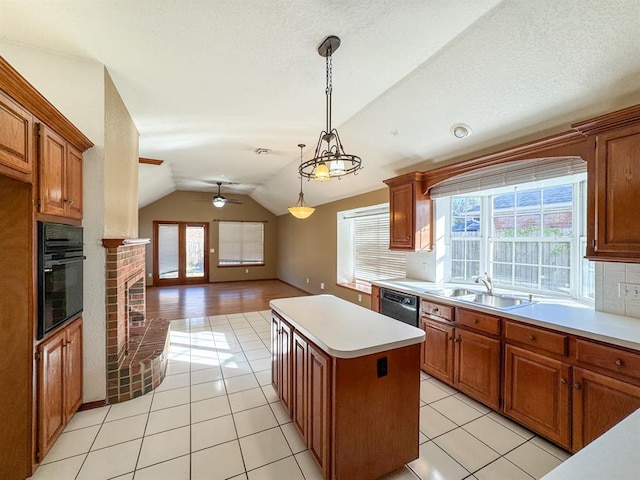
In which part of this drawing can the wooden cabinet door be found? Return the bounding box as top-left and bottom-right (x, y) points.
(37, 329), (67, 461)
(279, 319), (293, 414)
(308, 342), (331, 479)
(64, 145), (83, 219)
(454, 329), (500, 409)
(39, 124), (66, 216)
(503, 345), (571, 448)
(371, 285), (380, 312)
(422, 319), (454, 384)
(389, 183), (414, 249)
(271, 315), (280, 392)
(64, 319), (83, 419)
(572, 368), (640, 451)
(292, 332), (308, 443)
(0, 91), (32, 180)
(588, 123), (640, 260)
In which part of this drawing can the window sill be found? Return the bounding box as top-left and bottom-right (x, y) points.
(337, 281), (372, 295)
(217, 263), (265, 268)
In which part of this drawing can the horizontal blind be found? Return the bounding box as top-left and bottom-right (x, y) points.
(218, 221), (264, 265)
(353, 212), (406, 282)
(431, 157), (586, 198)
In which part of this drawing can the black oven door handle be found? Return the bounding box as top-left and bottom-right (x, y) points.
(46, 256), (86, 267)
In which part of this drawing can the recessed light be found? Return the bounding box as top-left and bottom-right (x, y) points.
(451, 124), (471, 139)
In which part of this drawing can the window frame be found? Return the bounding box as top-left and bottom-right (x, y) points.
(441, 175), (593, 301)
(337, 204), (406, 293)
(217, 221), (265, 267)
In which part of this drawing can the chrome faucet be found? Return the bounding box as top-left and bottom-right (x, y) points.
(474, 272), (494, 295)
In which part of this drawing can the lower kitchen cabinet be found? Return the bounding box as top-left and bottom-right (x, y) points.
(454, 328), (500, 409)
(503, 344), (571, 449)
(271, 313), (292, 414)
(572, 367), (640, 450)
(307, 342), (331, 478)
(371, 285), (380, 312)
(421, 310), (500, 409)
(37, 316), (83, 462)
(421, 318), (454, 382)
(292, 331), (308, 443)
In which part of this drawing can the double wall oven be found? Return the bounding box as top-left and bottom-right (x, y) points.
(37, 222), (84, 340)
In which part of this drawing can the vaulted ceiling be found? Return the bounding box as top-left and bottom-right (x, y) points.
(2, 1), (640, 214)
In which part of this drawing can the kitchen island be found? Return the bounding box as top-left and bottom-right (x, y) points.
(270, 295), (425, 480)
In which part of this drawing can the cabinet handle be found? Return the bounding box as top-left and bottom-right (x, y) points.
(573, 382), (581, 390)
(528, 335), (535, 341)
(560, 377), (567, 384)
(433, 307), (439, 313)
(615, 359), (623, 367)
(67, 340), (74, 345)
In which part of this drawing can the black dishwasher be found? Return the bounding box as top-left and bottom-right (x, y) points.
(380, 288), (419, 327)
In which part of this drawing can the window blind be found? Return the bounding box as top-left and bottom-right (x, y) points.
(353, 212), (406, 282)
(218, 221), (264, 265)
(430, 157), (586, 198)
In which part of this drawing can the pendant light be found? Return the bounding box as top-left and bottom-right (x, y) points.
(299, 35), (362, 181)
(288, 144), (316, 219)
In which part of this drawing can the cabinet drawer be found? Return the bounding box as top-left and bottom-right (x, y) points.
(421, 300), (454, 322)
(456, 308), (500, 335)
(575, 339), (640, 381)
(504, 321), (568, 356)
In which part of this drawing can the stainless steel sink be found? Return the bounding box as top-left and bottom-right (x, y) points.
(457, 293), (530, 309)
(440, 288), (478, 297)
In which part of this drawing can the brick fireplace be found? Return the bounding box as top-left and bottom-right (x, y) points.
(102, 238), (170, 404)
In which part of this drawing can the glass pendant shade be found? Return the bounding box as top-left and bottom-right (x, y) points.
(289, 143), (316, 219)
(212, 198), (225, 208)
(288, 192), (315, 219)
(314, 162), (330, 181)
(329, 159), (346, 176)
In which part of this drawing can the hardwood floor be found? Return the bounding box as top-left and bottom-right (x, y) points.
(145, 279), (308, 320)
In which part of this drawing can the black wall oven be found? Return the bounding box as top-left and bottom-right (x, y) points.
(37, 222), (84, 340)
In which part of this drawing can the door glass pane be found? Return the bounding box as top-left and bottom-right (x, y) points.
(186, 225), (205, 278)
(158, 224), (179, 279)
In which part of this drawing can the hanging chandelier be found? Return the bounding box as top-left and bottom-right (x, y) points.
(288, 144), (316, 219)
(299, 35), (362, 182)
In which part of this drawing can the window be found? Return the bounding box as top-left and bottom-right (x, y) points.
(218, 221), (264, 266)
(442, 175), (593, 300)
(337, 204), (406, 291)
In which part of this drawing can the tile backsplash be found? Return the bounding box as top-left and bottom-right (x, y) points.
(595, 262), (640, 319)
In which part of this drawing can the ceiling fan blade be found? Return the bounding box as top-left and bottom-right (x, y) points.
(224, 199), (243, 205)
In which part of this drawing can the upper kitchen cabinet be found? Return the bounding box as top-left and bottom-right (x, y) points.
(0, 90), (33, 183)
(574, 105), (640, 263)
(38, 124), (83, 219)
(384, 172), (432, 251)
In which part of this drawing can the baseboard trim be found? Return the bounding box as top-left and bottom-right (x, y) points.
(78, 399), (108, 411)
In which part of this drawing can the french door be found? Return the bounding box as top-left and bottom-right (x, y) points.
(153, 221), (209, 286)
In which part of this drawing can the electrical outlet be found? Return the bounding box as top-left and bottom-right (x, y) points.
(245, 269), (249, 274)
(358, 294), (362, 302)
(619, 282), (640, 299)
(320, 282), (325, 290)
(306, 278), (309, 284)
(148, 272), (152, 278)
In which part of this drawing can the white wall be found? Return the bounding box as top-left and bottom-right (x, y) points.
(0, 42), (108, 402)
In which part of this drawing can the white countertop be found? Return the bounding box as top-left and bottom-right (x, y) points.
(373, 279), (640, 351)
(541, 408), (640, 480)
(269, 295), (425, 359)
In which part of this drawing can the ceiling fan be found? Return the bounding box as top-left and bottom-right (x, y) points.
(212, 182), (242, 208)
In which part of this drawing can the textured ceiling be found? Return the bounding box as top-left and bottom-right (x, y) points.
(2, 1), (640, 214)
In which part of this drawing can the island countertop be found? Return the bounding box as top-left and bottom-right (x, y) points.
(269, 294), (425, 359)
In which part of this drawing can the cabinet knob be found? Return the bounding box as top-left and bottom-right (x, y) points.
(528, 335), (535, 341)
(560, 377), (567, 384)
(67, 340), (74, 345)
(473, 319), (479, 324)
(573, 382), (582, 390)
(406, 236), (410, 240)
(433, 307), (439, 313)
(448, 336), (453, 341)
(615, 359), (623, 367)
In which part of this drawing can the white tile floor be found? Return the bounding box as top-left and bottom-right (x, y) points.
(29, 311), (571, 480)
